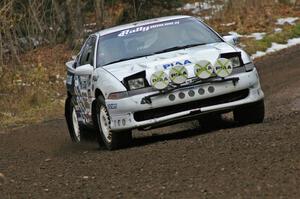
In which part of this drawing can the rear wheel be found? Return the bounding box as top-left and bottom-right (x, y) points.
(233, 100), (265, 124)
(95, 95), (132, 150)
(65, 97), (82, 143)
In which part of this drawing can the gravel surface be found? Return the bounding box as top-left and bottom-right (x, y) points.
(1, 45), (300, 198)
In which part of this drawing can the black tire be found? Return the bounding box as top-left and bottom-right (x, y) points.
(65, 96), (82, 143)
(198, 113), (223, 130)
(233, 100), (265, 124)
(95, 95), (132, 150)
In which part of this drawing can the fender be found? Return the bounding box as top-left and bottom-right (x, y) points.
(93, 67), (127, 99)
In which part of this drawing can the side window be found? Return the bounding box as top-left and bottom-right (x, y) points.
(79, 36), (97, 66)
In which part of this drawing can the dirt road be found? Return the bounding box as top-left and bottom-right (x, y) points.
(1, 45), (300, 199)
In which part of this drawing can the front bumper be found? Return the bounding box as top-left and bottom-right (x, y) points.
(106, 68), (264, 131)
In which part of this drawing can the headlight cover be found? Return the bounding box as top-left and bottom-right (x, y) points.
(229, 56), (241, 68)
(220, 52), (243, 68)
(128, 78), (145, 90)
(123, 71), (149, 91)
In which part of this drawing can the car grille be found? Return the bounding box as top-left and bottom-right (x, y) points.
(134, 89), (249, 122)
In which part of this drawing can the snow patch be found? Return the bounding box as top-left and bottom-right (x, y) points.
(228, 32), (265, 40)
(203, 16), (212, 20)
(274, 28), (282, 33)
(182, 2), (213, 11)
(251, 37), (300, 59)
(248, 32), (266, 40)
(84, 23), (96, 27)
(221, 22), (236, 27)
(276, 17), (299, 25)
(266, 43), (288, 53)
(179, 1), (225, 19)
(251, 51), (267, 59)
(228, 31), (243, 37)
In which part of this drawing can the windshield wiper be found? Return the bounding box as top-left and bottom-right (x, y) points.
(103, 55), (145, 66)
(153, 43), (206, 55)
(103, 55), (147, 66)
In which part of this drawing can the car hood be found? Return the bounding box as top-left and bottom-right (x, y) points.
(102, 42), (237, 82)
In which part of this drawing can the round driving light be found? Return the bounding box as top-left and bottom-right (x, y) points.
(150, 71), (169, 90)
(198, 88), (205, 95)
(194, 60), (213, 79)
(208, 86), (215, 93)
(178, 92), (185, 99)
(169, 66), (188, 84)
(169, 94), (176, 101)
(213, 58), (233, 78)
(188, 90), (195, 97)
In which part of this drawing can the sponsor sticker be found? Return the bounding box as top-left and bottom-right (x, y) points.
(66, 75), (73, 85)
(213, 58), (233, 78)
(108, 103), (118, 110)
(163, 59), (192, 69)
(169, 66), (188, 84)
(194, 60), (213, 79)
(150, 71), (169, 90)
(118, 21), (180, 37)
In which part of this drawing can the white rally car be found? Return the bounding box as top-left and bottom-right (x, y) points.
(65, 15), (265, 150)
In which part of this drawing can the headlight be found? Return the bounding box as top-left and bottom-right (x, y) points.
(150, 71), (169, 90)
(124, 71), (149, 91)
(229, 56), (241, 67)
(128, 78), (145, 90)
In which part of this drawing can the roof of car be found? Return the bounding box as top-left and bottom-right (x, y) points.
(96, 15), (192, 36)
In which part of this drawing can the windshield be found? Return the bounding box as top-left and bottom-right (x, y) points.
(97, 17), (222, 67)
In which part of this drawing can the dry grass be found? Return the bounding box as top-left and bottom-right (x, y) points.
(211, 0), (299, 33)
(0, 44), (74, 129)
(183, 0), (300, 54)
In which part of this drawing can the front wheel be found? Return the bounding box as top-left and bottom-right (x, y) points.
(95, 95), (132, 150)
(65, 97), (82, 143)
(233, 100), (265, 125)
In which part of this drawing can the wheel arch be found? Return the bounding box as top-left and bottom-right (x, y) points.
(95, 88), (104, 99)
(92, 88), (104, 127)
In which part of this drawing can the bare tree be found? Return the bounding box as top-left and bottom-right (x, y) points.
(95, 0), (105, 29)
(0, 0), (21, 65)
(66, 0), (84, 47)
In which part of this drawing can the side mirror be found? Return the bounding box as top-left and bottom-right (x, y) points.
(223, 35), (239, 46)
(74, 64), (93, 76)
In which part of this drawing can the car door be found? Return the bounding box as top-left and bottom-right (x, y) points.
(73, 36), (97, 124)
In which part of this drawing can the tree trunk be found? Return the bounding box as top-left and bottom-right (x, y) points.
(95, 0), (105, 29)
(75, 0), (83, 37)
(28, 0), (43, 34)
(7, 29), (21, 66)
(0, 32), (3, 66)
(52, 0), (66, 30)
(65, 0), (83, 48)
